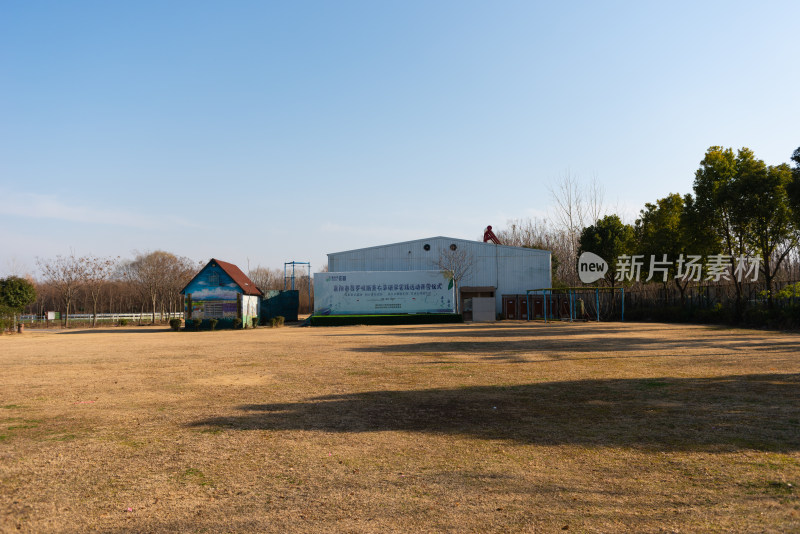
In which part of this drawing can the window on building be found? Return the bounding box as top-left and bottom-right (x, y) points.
(204, 301), (223, 318)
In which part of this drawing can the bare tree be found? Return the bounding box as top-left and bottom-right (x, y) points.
(495, 217), (552, 248)
(123, 251), (192, 324)
(547, 171), (609, 286)
(549, 170), (586, 251)
(585, 173), (607, 226)
(162, 256), (200, 317)
(248, 266), (284, 292)
(435, 248), (475, 313)
(3, 258), (30, 278)
(249, 266), (320, 314)
(293, 273), (314, 314)
(37, 253), (89, 327)
(84, 256), (119, 327)
(496, 217), (575, 285)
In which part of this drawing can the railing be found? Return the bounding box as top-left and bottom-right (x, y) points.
(623, 279), (800, 310)
(20, 312), (183, 323)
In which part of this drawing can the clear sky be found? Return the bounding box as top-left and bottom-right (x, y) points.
(2, 1), (798, 276)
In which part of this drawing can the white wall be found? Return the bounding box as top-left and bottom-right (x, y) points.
(471, 297), (496, 322)
(242, 295), (260, 325)
(327, 237), (551, 314)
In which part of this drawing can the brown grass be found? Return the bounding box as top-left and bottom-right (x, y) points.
(2, 321), (800, 533)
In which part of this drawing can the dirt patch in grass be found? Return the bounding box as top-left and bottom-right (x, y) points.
(1, 322), (800, 532)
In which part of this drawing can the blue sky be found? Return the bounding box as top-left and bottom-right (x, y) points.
(2, 1), (798, 276)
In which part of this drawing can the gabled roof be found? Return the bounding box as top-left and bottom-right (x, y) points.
(181, 258), (264, 296)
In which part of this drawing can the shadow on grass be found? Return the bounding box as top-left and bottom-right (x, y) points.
(324, 322), (640, 339)
(345, 327), (800, 359)
(189, 373), (800, 452)
(54, 327), (173, 334)
(348, 339), (800, 363)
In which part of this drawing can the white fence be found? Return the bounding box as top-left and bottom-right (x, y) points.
(20, 312), (183, 323)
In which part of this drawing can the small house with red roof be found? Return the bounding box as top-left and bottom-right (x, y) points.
(181, 258), (263, 327)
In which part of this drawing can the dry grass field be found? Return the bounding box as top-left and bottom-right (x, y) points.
(2, 321), (800, 533)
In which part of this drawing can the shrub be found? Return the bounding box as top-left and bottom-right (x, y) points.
(233, 318), (242, 329)
(309, 314), (463, 327)
(0, 276), (36, 314)
(0, 305), (13, 333)
(192, 318), (202, 331)
(118, 318), (128, 326)
(169, 318), (182, 331)
(777, 282), (800, 299)
(269, 316), (285, 328)
(622, 300), (800, 330)
(742, 306), (770, 327)
(782, 305), (800, 328)
(209, 318), (218, 331)
(251, 317), (259, 328)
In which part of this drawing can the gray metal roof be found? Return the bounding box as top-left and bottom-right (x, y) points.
(327, 236), (549, 257)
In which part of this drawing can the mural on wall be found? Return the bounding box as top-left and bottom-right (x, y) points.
(187, 299), (239, 319)
(184, 264), (242, 320)
(243, 296), (258, 319)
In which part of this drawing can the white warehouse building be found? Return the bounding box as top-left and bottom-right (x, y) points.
(327, 236), (551, 319)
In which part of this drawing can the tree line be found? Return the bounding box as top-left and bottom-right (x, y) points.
(6, 144), (799, 329)
(3, 252), (318, 330)
(496, 145), (800, 319)
(23, 251), (201, 327)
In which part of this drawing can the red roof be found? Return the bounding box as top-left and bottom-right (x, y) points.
(181, 258), (263, 296)
(213, 259), (263, 296)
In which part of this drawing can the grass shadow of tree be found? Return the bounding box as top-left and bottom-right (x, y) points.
(347, 337), (800, 364)
(190, 373), (800, 452)
(54, 327), (172, 334)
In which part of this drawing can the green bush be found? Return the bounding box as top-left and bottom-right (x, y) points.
(233, 318), (242, 329)
(310, 313), (463, 327)
(251, 317), (259, 328)
(209, 318), (218, 331)
(782, 305), (800, 326)
(0, 276), (36, 315)
(0, 304), (13, 333)
(169, 318), (182, 331)
(118, 318), (128, 326)
(742, 306), (770, 327)
(624, 300), (800, 330)
(777, 282), (800, 300)
(269, 316), (285, 328)
(192, 318), (202, 331)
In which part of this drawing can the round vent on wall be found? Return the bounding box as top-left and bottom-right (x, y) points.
(450, 244), (457, 251)
(423, 244), (431, 251)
